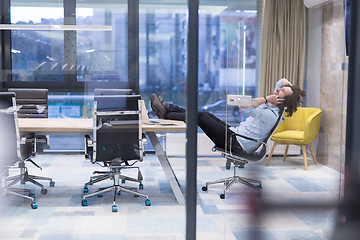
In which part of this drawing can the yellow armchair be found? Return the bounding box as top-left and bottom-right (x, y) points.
(265, 107), (321, 170)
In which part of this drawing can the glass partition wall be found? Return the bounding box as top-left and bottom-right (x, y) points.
(202, 1), (346, 239)
(0, 0), (348, 239)
(216, 1), (346, 239)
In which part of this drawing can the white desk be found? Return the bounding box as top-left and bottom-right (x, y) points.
(18, 118), (187, 205)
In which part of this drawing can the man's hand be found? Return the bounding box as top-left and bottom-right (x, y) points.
(266, 94), (285, 105)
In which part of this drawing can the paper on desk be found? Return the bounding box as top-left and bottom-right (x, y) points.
(149, 119), (177, 126)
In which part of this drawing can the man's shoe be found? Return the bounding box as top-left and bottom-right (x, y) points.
(150, 93), (169, 119)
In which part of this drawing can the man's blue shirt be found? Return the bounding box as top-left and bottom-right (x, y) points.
(229, 80), (283, 153)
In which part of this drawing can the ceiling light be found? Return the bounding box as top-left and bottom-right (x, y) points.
(84, 49), (95, 53)
(11, 49), (21, 54)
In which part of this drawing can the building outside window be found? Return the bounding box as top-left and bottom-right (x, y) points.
(8, 0), (260, 147)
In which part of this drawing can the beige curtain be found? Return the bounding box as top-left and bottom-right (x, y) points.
(259, 0), (306, 96)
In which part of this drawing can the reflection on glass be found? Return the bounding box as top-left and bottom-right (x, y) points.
(76, 2), (128, 84)
(138, 4), (187, 117)
(10, 2), (64, 82)
(138, 3), (259, 127)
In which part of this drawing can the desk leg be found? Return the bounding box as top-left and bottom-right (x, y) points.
(147, 132), (185, 205)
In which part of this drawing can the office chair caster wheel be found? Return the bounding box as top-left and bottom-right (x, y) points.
(31, 202), (38, 209)
(20, 180), (25, 184)
(85, 153), (89, 159)
(50, 181), (55, 187)
(83, 187), (88, 193)
(145, 199), (151, 206)
(121, 179), (126, 183)
(220, 194), (225, 199)
(139, 183), (144, 189)
(112, 205), (118, 212)
(257, 183), (262, 189)
(201, 186), (207, 191)
(41, 189), (48, 195)
(97, 194), (103, 197)
(117, 191), (121, 195)
(81, 200), (88, 206)
(88, 179), (93, 185)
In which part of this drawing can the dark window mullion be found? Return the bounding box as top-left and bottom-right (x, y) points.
(64, 0), (77, 88)
(0, 0), (11, 91)
(128, 0), (139, 94)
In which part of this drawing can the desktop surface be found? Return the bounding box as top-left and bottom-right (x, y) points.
(18, 118), (186, 133)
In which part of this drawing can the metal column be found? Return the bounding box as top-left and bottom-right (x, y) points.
(186, 0), (199, 239)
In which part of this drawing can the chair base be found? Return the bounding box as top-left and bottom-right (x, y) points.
(1, 176), (38, 209)
(6, 167), (54, 194)
(202, 166), (262, 199)
(82, 168), (150, 210)
(83, 166), (143, 190)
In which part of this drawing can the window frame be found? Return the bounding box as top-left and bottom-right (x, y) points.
(0, 0), (139, 93)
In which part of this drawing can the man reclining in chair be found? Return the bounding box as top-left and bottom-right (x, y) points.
(151, 78), (305, 155)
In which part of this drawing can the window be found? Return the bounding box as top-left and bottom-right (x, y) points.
(76, 1), (128, 86)
(138, 1), (260, 126)
(10, 2), (65, 82)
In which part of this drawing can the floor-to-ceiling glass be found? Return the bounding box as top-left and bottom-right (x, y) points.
(216, 1), (346, 239)
(10, 0), (65, 83)
(1, 0), (348, 239)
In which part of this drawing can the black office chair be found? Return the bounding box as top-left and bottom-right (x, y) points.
(0, 92), (39, 209)
(8, 88), (48, 118)
(8, 88), (49, 152)
(202, 109), (285, 199)
(94, 89), (148, 144)
(82, 95), (150, 212)
(90, 87), (146, 178)
(7, 88), (54, 194)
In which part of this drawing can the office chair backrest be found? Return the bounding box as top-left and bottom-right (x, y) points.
(93, 95), (142, 163)
(95, 95), (140, 111)
(229, 108), (285, 161)
(94, 88), (133, 96)
(254, 108), (285, 157)
(94, 88), (149, 136)
(8, 88), (48, 118)
(0, 92), (14, 109)
(0, 93), (20, 169)
(264, 108), (286, 144)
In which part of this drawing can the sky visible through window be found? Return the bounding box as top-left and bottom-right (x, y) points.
(10, 7), (94, 24)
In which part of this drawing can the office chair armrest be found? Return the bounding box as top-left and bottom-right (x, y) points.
(226, 132), (257, 156)
(84, 135), (93, 159)
(141, 133), (147, 145)
(20, 134), (36, 159)
(85, 135), (93, 146)
(20, 133), (35, 145)
(227, 132), (267, 161)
